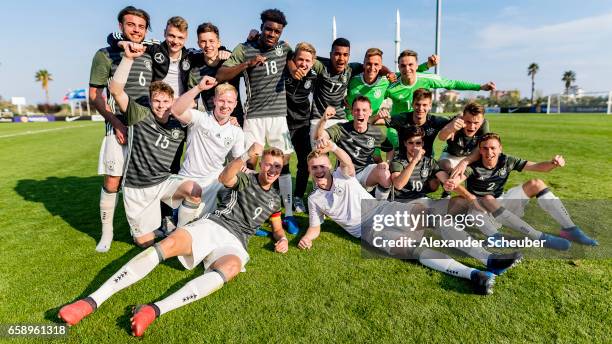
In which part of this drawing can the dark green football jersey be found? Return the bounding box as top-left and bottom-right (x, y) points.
(223, 41), (292, 119)
(310, 59), (362, 120)
(89, 47), (153, 134)
(443, 117), (490, 157)
(390, 157), (441, 200)
(465, 154), (528, 197)
(386, 113), (450, 157)
(207, 172), (282, 249)
(327, 122), (392, 173)
(123, 99), (186, 188)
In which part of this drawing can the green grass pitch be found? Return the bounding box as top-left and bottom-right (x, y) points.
(0, 114), (610, 343)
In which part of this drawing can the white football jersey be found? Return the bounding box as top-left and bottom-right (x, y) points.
(179, 110), (245, 178)
(308, 168), (375, 238)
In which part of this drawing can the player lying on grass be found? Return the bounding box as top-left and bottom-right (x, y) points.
(107, 45), (211, 247)
(298, 140), (520, 295)
(449, 133), (598, 249)
(315, 96), (394, 200)
(389, 126), (522, 275)
(169, 77), (245, 216)
(58, 144), (289, 337)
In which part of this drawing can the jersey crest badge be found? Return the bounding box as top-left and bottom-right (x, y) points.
(268, 198), (277, 209)
(421, 168), (429, 178)
(426, 127), (435, 136)
(366, 137), (375, 148)
(144, 60), (152, 71)
(224, 136), (233, 147)
(181, 59), (190, 71)
(171, 129), (181, 140)
(374, 89), (382, 98)
(340, 74), (347, 83)
(154, 52), (166, 64)
(304, 79), (312, 89)
(275, 45), (284, 57)
(497, 167), (507, 177)
(333, 184), (345, 196)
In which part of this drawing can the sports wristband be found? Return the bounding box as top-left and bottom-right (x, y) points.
(240, 151), (251, 162)
(277, 237), (288, 243)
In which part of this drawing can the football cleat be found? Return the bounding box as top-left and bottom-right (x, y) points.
(255, 227), (271, 237)
(131, 304), (157, 337)
(283, 216), (301, 235)
(470, 270), (495, 295)
(58, 299), (95, 326)
(540, 233), (571, 251)
(293, 197), (307, 213)
(486, 252), (523, 275)
(559, 226), (598, 246)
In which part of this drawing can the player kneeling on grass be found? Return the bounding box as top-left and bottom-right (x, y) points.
(315, 96), (394, 200)
(107, 45), (212, 248)
(450, 133), (597, 250)
(390, 126), (522, 273)
(298, 139), (517, 295)
(58, 144), (289, 337)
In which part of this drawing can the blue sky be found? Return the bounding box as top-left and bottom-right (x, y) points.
(1, 0), (610, 104)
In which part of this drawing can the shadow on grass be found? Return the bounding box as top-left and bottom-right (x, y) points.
(15, 176), (133, 245)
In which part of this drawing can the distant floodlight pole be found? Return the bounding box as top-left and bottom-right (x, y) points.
(607, 91), (612, 114)
(434, 0), (442, 112)
(546, 95), (551, 114)
(332, 16), (337, 41)
(395, 9), (401, 72)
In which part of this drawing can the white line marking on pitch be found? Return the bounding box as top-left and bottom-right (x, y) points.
(0, 123), (100, 139)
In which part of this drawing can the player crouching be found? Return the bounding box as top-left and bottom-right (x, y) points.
(58, 144), (289, 336)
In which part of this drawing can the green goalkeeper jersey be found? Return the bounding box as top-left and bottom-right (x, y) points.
(385, 72), (481, 115)
(346, 75), (390, 117)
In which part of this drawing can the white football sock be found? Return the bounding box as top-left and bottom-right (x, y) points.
(493, 207), (542, 239)
(177, 199), (201, 227)
(97, 188), (117, 253)
(469, 207), (499, 237)
(154, 270), (224, 316)
(417, 248), (475, 280)
(279, 173), (293, 217)
(89, 246), (161, 306)
(437, 223), (490, 265)
(536, 190), (575, 229)
(375, 186), (391, 200)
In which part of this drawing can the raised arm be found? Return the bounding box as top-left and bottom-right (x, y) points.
(450, 149), (481, 179)
(317, 139), (355, 177)
(108, 43), (145, 113)
(314, 106), (335, 141)
(391, 149), (424, 190)
(522, 155), (565, 172)
(218, 143), (263, 187)
(170, 76), (218, 124)
(438, 115), (464, 141)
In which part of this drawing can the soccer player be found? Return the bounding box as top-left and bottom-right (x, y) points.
(188, 22), (243, 123)
(170, 78), (245, 215)
(89, 6), (153, 252)
(107, 47), (207, 248)
(315, 96), (394, 199)
(453, 133), (598, 249)
(437, 102), (490, 171)
(305, 38), (392, 146)
(284, 42), (318, 213)
(58, 144), (289, 337)
(379, 88), (450, 159)
(384, 49), (495, 116)
(390, 126), (522, 270)
(216, 9), (300, 234)
(299, 140), (515, 295)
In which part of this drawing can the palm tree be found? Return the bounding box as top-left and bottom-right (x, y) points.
(527, 63), (539, 104)
(35, 69), (53, 106)
(562, 70), (576, 95)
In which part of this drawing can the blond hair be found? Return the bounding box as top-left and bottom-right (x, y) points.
(295, 42), (316, 59)
(166, 16), (188, 33)
(214, 83), (238, 97)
